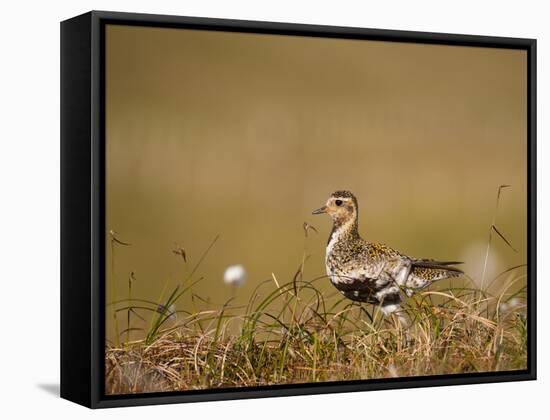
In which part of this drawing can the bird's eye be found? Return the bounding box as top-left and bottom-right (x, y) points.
(335, 200), (343, 206)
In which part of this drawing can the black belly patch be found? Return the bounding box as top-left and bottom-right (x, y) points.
(330, 277), (400, 306)
(331, 277), (379, 304)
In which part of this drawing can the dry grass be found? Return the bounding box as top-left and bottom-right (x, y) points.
(106, 185), (527, 395)
(105, 273), (527, 394)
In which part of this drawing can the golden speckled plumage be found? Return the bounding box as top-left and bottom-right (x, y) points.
(312, 190), (463, 313)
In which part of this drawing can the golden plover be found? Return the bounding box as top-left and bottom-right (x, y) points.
(312, 190), (463, 315)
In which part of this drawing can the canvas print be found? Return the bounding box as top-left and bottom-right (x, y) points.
(104, 24), (528, 395)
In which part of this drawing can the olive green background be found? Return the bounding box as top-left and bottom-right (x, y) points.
(105, 24), (527, 343)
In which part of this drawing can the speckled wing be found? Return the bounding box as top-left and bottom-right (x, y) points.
(326, 241), (400, 301)
(358, 242), (402, 278)
(405, 259), (463, 292)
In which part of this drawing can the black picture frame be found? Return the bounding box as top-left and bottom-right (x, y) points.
(60, 10), (537, 409)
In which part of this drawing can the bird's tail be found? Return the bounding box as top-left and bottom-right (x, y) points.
(406, 259), (463, 291)
(412, 259), (463, 274)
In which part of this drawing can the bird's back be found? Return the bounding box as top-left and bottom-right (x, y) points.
(327, 237), (400, 282)
(327, 237), (462, 295)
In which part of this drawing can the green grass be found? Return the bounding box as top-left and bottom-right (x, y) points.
(105, 185), (527, 394)
(105, 266), (527, 394)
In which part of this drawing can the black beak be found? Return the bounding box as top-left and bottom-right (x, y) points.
(312, 206), (327, 215)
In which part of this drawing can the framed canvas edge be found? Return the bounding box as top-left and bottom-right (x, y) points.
(60, 11), (94, 408)
(94, 371), (536, 409)
(60, 10), (537, 409)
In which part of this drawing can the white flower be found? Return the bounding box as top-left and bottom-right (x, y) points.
(499, 297), (522, 314)
(158, 303), (177, 321)
(224, 264), (247, 288)
(509, 298), (521, 309)
(167, 304), (177, 322)
(388, 364), (399, 378)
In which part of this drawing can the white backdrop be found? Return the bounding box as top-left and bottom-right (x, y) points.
(0, 1), (547, 418)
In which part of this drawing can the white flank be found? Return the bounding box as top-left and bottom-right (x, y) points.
(381, 304), (400, 315)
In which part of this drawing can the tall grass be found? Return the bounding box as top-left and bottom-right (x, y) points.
(105, 186), (527, 394)
(105, 254), (526, 394)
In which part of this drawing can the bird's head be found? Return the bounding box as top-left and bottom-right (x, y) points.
(312, 190), (359, 224)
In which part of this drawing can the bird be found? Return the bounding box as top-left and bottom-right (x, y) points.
(312, 190), (463, 316)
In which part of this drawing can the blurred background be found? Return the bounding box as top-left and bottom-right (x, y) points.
(105, 24), (527, 342)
